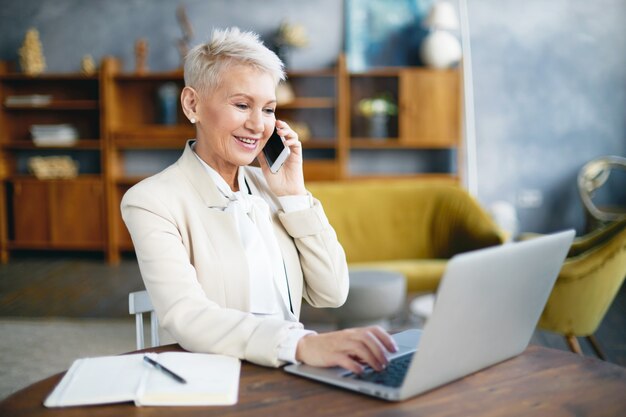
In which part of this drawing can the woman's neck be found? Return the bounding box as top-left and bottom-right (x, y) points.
(194, 140), (239, 192)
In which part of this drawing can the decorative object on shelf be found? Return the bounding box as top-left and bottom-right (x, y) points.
(28, 156), (79, 179)
(176, 5), (194, 67)
(30, 124), (79, 147)
(81, 55), (96, 75)
(135, 38), (149, 74)
(273, 21), (309, 68)
(283, 120), (312, 143)
(18, 28), (46, 75)
(4, 94), (51, 107)
(358, 94), (398, 139)
(420, 1), (462, 69)
(157, 82), (179, 125)
(276, 81), (295, 105)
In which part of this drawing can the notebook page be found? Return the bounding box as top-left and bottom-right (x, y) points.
(136, 352), (241, 406)
(44, 354), (146, 407)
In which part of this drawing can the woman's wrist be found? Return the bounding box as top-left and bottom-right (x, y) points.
(295, 333), (315, 363)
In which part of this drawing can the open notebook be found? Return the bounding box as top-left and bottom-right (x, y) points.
(44, 352), (240, 407)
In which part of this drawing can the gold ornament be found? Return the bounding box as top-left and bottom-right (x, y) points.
(283, 120), (312, 142)
(81, 55), (96, 75)
(19, 28), (46, 75)
(275, 21), (309, 48)
(135, 38), (149, 74)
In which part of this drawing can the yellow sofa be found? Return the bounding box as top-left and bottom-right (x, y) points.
(307, 180), (504, 292)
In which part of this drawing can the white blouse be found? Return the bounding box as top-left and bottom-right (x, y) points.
(192, 149), (314, 363)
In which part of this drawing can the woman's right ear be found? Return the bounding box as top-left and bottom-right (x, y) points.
(181, 86), (198, 123)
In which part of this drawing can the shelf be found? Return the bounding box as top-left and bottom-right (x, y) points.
(5, 174), (102, 182)
(279, 98), (335, 109)
(0, 73), (98, 81)
(350, 138), (457, 149)
(111, 125), (195, 141)
(7, 241), (105, 250)
(286, 68), (336, 77)
(114, 71), (184, 81)
(4, 100), (99, 110)
(302, 139), (337, 149)
(351, 138), (399, 146)
(349, 68), (402, 77)
(112, 137), (190, 149)
(2, 139), (101, 150)
(349, 66), (456, 77)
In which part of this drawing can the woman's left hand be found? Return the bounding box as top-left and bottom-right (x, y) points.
(258, 120), (307, 196)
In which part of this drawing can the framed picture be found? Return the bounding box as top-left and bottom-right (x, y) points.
(345, 0), (432, 71)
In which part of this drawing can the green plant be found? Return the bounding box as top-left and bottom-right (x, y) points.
(357, 93), (398, 117)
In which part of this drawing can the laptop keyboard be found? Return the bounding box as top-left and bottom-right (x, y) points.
(345, 353), (415, 388)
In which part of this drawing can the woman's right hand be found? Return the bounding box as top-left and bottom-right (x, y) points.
(295, 326), (398, 374)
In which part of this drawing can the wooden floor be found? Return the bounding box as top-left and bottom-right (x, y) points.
(0, 253), (144, 317)
(1, 252), (625, 366)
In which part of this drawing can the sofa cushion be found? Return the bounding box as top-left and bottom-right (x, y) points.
(308, 180), (503, 263)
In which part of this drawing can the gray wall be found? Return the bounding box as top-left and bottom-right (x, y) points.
(0, 0), (342, 71)
(1, 0), (624, 235)
(467, 0), (626, 234)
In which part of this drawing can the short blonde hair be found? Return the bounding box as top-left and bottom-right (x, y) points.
(184, 27), (285, 95)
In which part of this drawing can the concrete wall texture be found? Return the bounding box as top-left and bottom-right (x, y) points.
(1, 0), (624, 235)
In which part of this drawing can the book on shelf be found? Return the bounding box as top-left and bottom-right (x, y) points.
(30, 124), (78, 147)
(4, 94), (52, 106)
(44, 352), (241, 407)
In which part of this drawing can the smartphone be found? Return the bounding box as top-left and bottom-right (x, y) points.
(262, 128), (291, 173)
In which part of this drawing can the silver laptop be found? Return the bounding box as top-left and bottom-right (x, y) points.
(285, 230), (575, 401)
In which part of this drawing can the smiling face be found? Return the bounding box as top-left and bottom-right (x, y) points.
(191, 63), (277, 184)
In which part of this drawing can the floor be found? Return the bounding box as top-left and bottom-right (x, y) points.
(1, 253), (625, 401)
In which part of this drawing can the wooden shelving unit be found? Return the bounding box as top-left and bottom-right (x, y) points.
(0, 62), (107, 262)
(344, 65), (460, 179)
(0, 56), (462, 263)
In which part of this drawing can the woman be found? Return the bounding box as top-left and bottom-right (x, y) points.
(121, 27), (396, 374)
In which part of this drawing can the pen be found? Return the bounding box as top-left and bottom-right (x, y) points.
(143, 355), (187, 384)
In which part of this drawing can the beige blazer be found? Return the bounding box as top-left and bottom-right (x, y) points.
(121, 141), (349, 367)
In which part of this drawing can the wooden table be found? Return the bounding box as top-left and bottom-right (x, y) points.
(1, 345), (625, 417)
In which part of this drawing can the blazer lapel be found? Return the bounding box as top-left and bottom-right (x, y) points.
(176, 140), (250, 311)
(177, 140), (229, 209)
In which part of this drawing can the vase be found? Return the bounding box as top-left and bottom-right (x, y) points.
(157, 82), (179, 125)
(367, 114), (389, 139)
(420, 30), (462, 69)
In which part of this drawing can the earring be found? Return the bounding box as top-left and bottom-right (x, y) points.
(190, 117), (196, 124)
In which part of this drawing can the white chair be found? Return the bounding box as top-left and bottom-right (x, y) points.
(128, 290), (160, 350)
